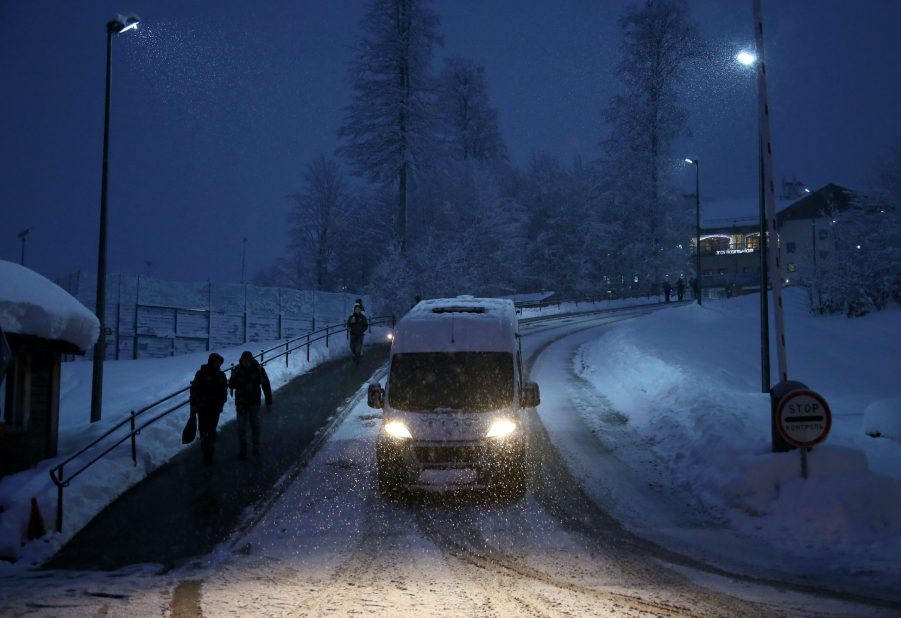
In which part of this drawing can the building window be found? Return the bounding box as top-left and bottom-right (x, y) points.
(746, 234), (760, 250)
(787, 263), (796, 272)
(818, 229), (829, 240)
(787, 241), (796, 253)
(718, 268), (728, 275)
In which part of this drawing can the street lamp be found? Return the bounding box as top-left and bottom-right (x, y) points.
(735, 50), (757, 66)
(684, 158), (702, 305)
(17, 227), (31, 266)
(241, 237), (248, 285)
(735, 47), (773, 394)
(90, 14), (140, 424)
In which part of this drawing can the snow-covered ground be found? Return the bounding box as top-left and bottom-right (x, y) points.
(550, 288), (901, 593)
(1, 288), (899, 611)
(0, 326), (392, 568)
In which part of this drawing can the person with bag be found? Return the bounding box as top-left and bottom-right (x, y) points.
(346, 302), (369, 365)
(228, 351), (272, 460)
(188, 352), (228, 466)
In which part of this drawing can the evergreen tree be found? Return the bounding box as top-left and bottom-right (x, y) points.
(338, 0), (443, 254)
(434, 56), (507, 163)
(599, 0), (701, 289)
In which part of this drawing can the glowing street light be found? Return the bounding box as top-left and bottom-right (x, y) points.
(90, 13), (140, 424)
(736, 50), (757, 66)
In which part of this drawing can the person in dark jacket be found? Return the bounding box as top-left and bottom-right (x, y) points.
(676, 278), (686, 301)
(228, 351), (272, 460)
(346, 303), (368, 364)
(663, 280), (673, 303)
(190, 353), (228, 466)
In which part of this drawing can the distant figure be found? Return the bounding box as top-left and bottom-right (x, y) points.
(228, 351), (272, 460)
(190, 353), (228, 466)
(412, 295), (422, 307)
(676, 278), (685, 302)
(663, 280), (672, 303)
(346, 302), (369, 365)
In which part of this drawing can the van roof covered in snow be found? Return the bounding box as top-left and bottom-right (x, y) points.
(393, 297), (517, 353)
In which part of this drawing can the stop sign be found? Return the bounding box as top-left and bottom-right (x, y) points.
(776, 389), (831, 448)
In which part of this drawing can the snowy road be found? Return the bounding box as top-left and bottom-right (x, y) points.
(0, 308), (896, 617)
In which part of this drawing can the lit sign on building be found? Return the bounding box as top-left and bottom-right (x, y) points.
(715, 248), (755, 255)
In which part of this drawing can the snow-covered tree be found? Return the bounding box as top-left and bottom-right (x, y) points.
(599, 0), (702, 288)
(338, 0), (443, 254)
(287, 156), (352, 291)
(434, 56), (507, 163)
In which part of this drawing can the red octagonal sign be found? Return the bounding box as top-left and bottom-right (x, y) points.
(776, 389), (832, 448)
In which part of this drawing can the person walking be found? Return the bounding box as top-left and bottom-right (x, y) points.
(189, 353), (228, 466)
(676, 278), (686, 302)
(663, 280), (673, 303)
(228, 351), (272, 460)
(346, 302), (369, 365)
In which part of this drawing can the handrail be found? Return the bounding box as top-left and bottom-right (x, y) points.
(49, 314), (395, 532)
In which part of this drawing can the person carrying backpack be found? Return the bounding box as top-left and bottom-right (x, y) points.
(228, 351), (272, 460)
(189, 353), (228, 466)
(346, 302), (369, 365)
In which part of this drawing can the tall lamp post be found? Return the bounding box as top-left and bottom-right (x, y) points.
(241, 237), (248, 285)
(684, 159), (702, 305)
(90, 14), (140, 424)
(737, 50), (772, 393)
(17, 228), (31, 266)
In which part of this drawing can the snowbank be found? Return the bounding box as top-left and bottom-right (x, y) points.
(573, 288), (901, 576)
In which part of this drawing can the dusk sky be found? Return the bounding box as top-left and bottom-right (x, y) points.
(2, 1), (900, 285)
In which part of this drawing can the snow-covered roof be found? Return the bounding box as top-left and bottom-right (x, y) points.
(0, 260), (99, 353)
(394, 297), (517, 353)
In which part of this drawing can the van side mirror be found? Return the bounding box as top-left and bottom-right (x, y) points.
(368, 382), (385, 409)
(521, 382), (540, 408)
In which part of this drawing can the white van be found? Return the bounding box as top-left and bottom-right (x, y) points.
(367, 297), (540, 498)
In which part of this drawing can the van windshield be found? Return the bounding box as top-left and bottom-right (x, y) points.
(388, 352), (514, 412)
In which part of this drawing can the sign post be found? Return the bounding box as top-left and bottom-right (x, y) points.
(776, 388), (832, 478)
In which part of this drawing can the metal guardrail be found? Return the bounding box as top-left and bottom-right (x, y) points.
(48, 314), (395, 533)
(513, 291), (666, 313)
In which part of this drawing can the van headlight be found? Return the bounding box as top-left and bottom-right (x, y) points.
(384, 420), (412, 439)
(486, 418), (517, 439)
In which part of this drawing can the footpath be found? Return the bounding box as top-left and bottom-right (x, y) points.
(45, 344), (390, 571)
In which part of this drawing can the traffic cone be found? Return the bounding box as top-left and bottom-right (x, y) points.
(27, 497), (46, 540)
